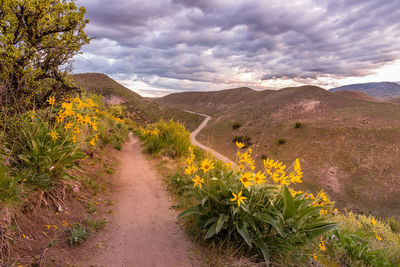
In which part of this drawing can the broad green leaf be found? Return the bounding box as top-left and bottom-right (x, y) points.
(216, 214), (228, 234)
(236, 222), (252, 247)
(178, 205), (202, 218)
(205, 223), (217, 239)
(282, 185), (295, 219)
(203, 217), (218, 229)
(304, 222), (337, 239)
(255, 213), (285, 237)
(201, 196), (208, 207)
(293, 206), (321, 230)
(253, 238), (270, 263)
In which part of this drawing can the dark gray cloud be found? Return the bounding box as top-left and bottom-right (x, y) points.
(74, 0), (400, 96)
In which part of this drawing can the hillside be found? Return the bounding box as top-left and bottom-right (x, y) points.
(153, 86), (400, 217)
(330, 82), (400, 100)
(71, 73), (202, 131)
(333, 90), (378, 102)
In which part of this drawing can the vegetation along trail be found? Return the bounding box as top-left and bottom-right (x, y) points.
(185, 110), (235, 165)
(76, 133), (194, 266)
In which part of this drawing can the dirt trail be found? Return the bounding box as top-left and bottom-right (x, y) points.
(185, 110), (235, 165)
(76, 134), (194, 267)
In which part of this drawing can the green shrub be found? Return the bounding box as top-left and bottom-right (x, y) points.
(294, 122), (302, 129)
(232, 122), (242, 130)
(69, 223), (89, 246)
(138, 120), (191, 158)
(232, 136), (252, 147)
(86, 217), (106, 232)
(277, 138), (286, 145)
(388, 217), (400, 233)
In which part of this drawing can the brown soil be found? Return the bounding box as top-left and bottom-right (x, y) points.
(74, 134), (195, 266)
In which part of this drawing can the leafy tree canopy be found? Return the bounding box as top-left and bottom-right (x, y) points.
(0, 0), (89, 111)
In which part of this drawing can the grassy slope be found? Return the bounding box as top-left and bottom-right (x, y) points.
(153, 86), (400, 217)
(71, 73), (203, 131)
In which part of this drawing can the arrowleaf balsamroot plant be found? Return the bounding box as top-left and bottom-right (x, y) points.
(178, 143), (336, 264)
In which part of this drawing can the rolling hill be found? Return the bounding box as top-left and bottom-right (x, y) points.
(71, 73), (203, 131)
(153, 86), (400, 217)
(330, 82), (400, 100)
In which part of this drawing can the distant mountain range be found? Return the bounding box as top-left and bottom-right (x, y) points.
(330, 82), (400, 100)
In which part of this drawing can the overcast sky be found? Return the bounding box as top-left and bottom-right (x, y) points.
(73, 0), (400, 97)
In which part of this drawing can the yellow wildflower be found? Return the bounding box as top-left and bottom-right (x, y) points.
(239, 164), (245, 170)
(371, 217), (377, 226)
(48, 129), (59, 141)
(253, 171), (266, 185)
(358, 222), (362, 229)
(230, 191), (247, 207)
(237, 151), (250, 163)
(294, 158), (301, 173)
(313, 252), (318, 261)
(192, 175), (205, 188)
(62, 102), (74, 116)
(274, 161), (286, 173)
(72, 135), (77, 143)
(271, 171), (280, 183)
(376, 234), (383, 241)
(235, 141), (245, 149)
(74, 127), (80, 134)
(279, 173), (290, 185)
(247, 157), (255, 170)
(90, 138), (96, 146)
(226, 162), (233, 169)
(264, 158), (274, 169)
(185, 157), (194, 165)
(289, 172), (303, 184)
(240, 172), (254, 187)
(47, 96), (55, 106)
(201, 159), (214, 173)
(319, 236), (326, 251)
(185, 164), (198, 175)
(84, 115), (91, 125)
(76, 113), (84, 125)
(64, 122), (72, 130)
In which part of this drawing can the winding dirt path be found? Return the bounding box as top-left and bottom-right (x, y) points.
(185, 110), (235, 165)
(76, 134), (194, 267)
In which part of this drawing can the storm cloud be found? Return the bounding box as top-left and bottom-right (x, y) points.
(74, 0), (400, 96)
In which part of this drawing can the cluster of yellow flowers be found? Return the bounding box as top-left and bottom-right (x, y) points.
(184, 147), (215, 189)
(233, 141), (303, 191)
(136, 125), (159, 136)
(97, 110), (126, 124)
(45, 95), (101, 146)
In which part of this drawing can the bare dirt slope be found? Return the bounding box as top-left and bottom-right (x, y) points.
(75, 134), (195, 267)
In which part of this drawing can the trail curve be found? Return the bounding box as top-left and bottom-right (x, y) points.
(185, 110), (235, 165)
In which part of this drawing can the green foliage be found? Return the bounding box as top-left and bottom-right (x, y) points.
(0, 0), (89, 111)
(179, 167), (336, 264)
(277, 138), (286, 145)
(294, 122), (302, 129)
(0, 164), (20, 203)
(69, 223), (89, 246)
(232, 122), (242, 130)
(13, 114), (85, 189)
(86, 217), (106, 232)
(325, 229), (392, 266)
(138, 119), (191, 158)
(388, 217), (400, 233)
(232, 136), (252, 147)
